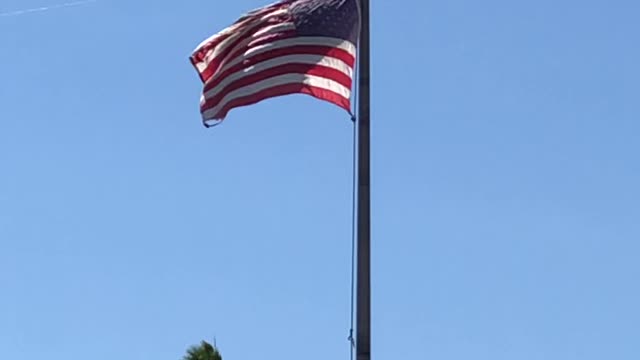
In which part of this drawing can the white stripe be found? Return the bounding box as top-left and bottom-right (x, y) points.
(231, 4), (285, 27)
(214, 37), (357, 77)
(240, 3), (286, 23)
(193, 32), (229, 55)
(253, 22), (294, 38)
(192, 22), (245, 55)
(203, 74), (351, 119)
(194, 9), (290, 67)
(193, 8), (288, 53)
(195, 62), (208, 73)
(246, 37), (357, 59)
(203, 54), (353, 99)
(208, 22), (295, 71)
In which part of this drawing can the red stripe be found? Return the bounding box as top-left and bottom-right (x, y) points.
(191, 35), (228, 64)
(245, 30), (297, 50)
(195, 31), (296, 85)
(189, 55), (208, 83)
(203, 44), (356, 93)
(201, 64), (352, 111)
(191, 3), (287, 66)
(198, 17), (293, 83)
(235, 3), (285, 25)
(206, 83), (351, 121)
(197, 31), (295, 83)
(218, 31), (297, 74)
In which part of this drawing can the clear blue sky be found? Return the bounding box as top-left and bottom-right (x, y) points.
(1, 0), (639, 359)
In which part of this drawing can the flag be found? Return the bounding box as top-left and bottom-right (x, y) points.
(190, 0), (360, 127)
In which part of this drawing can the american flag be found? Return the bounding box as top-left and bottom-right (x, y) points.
(190, 0), (360, 127)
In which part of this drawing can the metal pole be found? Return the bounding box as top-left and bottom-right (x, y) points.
(356, 0), (370, 360)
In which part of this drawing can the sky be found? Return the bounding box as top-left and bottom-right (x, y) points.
(1, 0), (639, 359)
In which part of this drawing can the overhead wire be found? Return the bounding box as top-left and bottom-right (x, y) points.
(0, 0), (97, 17)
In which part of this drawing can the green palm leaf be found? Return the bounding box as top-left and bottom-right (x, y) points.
(183, 341), (222, 360)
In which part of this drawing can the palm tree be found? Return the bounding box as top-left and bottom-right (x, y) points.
(183, 340), (222, 360)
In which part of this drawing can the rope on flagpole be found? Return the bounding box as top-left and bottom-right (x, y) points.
(348, 41), (361, 360)
(348, 117), (357, 360)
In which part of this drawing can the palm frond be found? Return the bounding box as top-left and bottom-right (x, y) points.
(182, 341), (222, 360)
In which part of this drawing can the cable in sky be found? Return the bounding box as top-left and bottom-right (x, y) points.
(0, 0), (97, 17)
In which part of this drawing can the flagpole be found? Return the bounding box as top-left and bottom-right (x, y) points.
(356, 0), (371, 360)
